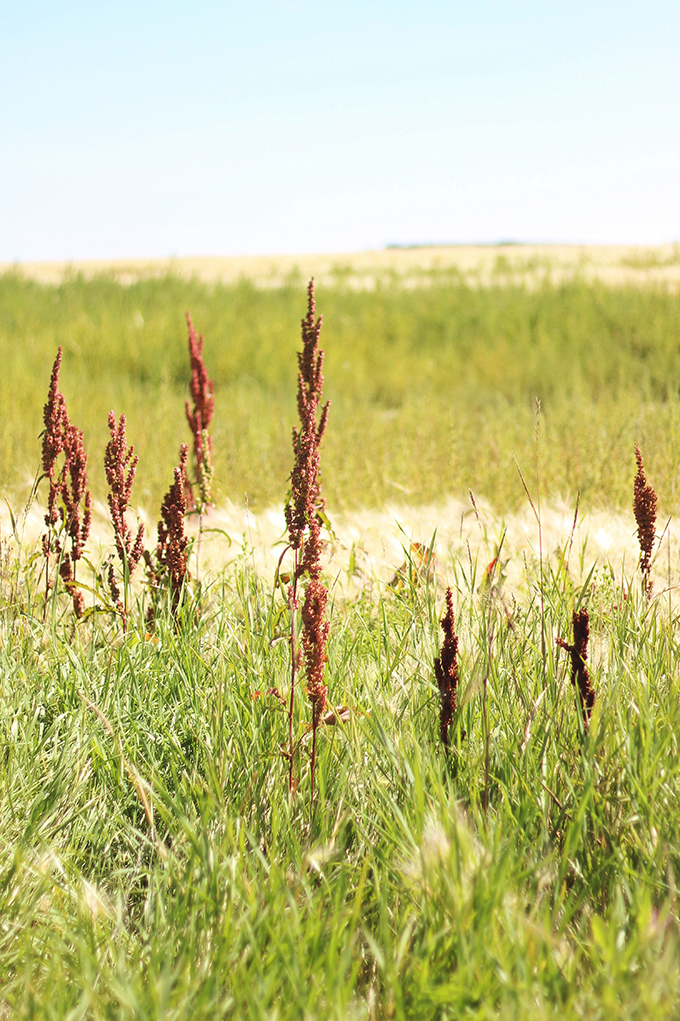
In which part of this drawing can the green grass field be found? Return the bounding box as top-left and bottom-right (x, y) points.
(1, 267), (680, 1018)
(1, 268), (679, 514)
(1, 536), (679, 1018)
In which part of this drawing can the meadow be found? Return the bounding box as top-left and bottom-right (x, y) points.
(1, 263), (680, 513)
(1, 257), (680, 1018)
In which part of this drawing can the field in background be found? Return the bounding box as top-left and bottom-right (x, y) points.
(4, 242), (680, 290)
(1, 245), (680, 520)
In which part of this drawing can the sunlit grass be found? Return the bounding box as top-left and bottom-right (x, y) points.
(1, 529), (679, 1018)
(1, 270), (679, 513)
(2, 269), (680, 1017)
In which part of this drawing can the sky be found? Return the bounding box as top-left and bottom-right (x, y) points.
(2, 0), (679, 261)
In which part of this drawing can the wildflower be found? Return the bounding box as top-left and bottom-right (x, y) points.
(633, 445), (657, 597)
(285, 279), (329, 554)
(434, 587), (460, 749)
(42, 347), (67, 529)
(156, 444), (190, 611)
(40, 348), (91, 617)
(284, 279), (331, 797)
(557, 608), (595, 730)
(104, 411), (144, 628)
(184, 313), (215, 511)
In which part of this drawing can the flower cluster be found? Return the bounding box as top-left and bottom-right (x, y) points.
(284, 280), (331, 794)
(154, 444), (190, 612)
(41, 347), (92, 617)
(285, 280), (330, 557)
(185, 313), (215, 510)
(633, 445), (657, 597)
(104, 411), (145, 627)
(434, 587), (460, 749)
(557, 608), (595, 730)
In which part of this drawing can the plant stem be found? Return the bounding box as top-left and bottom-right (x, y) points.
(288, 550), (299, 794)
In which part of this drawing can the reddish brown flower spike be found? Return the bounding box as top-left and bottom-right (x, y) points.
(185, 313), (215, 510)
(302, 576), (329, 728)
(62, 422), (92, 565)
(284, 279), (331, 798)
(633, 445), (657, 597)
(434, 587), (460, 749)
(40, 348), (91, 618)
(557, 607), (595, 730)
(156, 444), (190, 611)
(105, 411), (144, 625)
(42, 347), (67, 528)
(285, 279), (330, 554)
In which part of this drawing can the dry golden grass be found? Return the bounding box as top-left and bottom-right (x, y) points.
(3, 243), (680, 290)
(4, 494), (676, 610)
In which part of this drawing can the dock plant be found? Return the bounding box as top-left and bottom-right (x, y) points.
(284, 279), (330, 798)
(40, 346), (92, 617)
(104, 411), (144, 631)
(634, 444), (658, 598)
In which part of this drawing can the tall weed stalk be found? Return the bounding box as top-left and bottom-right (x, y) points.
(284, 280), (330, 798)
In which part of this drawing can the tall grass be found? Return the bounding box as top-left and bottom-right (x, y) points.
(1, 271), (680, 1017)
(1, 270), (679, 512)
(1, 530), (679, 1018)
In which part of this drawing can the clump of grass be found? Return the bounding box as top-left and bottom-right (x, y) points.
(434, 586), (460, 750)
(40, 346), (92, 618)
(104, 411), (144, 631)
(284, 279), (330, 798)
(634, 444), (658, 598)
(557, 606), (595, 731)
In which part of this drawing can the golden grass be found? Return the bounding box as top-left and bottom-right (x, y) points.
(3, 243), (680, 290)
(4, 495), (676, 610)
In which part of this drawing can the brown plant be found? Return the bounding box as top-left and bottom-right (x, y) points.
(633, 445), (657, 597)
(283, 279), (331, 798)
(184, 313), (215, 511)
(557, 608), (595, 731)
(42, 347), (68, 530)
(434, 587), (460, 750)
(154, 444), (190, 614)
(105, 411), (145, 629)
(40, 348), (92, 618)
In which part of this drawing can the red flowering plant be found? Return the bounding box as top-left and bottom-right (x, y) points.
(144, 445), (191, 623)
(281, 279), (331, 799)
(40, 347), (92, 618)
(184, 313), (215, 514)
(104, 411), (144, 631)
(434, 587), (460, 751)
(557, 607), (596, 732)
(633, 445), (657, 599)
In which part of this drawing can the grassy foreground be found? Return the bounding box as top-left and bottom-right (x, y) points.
(1, 269), (679, 512)
(1, 533), (680, 1018)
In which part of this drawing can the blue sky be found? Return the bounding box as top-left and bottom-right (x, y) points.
(2, 0), (679, 260)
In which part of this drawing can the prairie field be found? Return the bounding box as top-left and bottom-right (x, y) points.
(1, 244), (680, 515)
(1, 246), (680, 1019)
